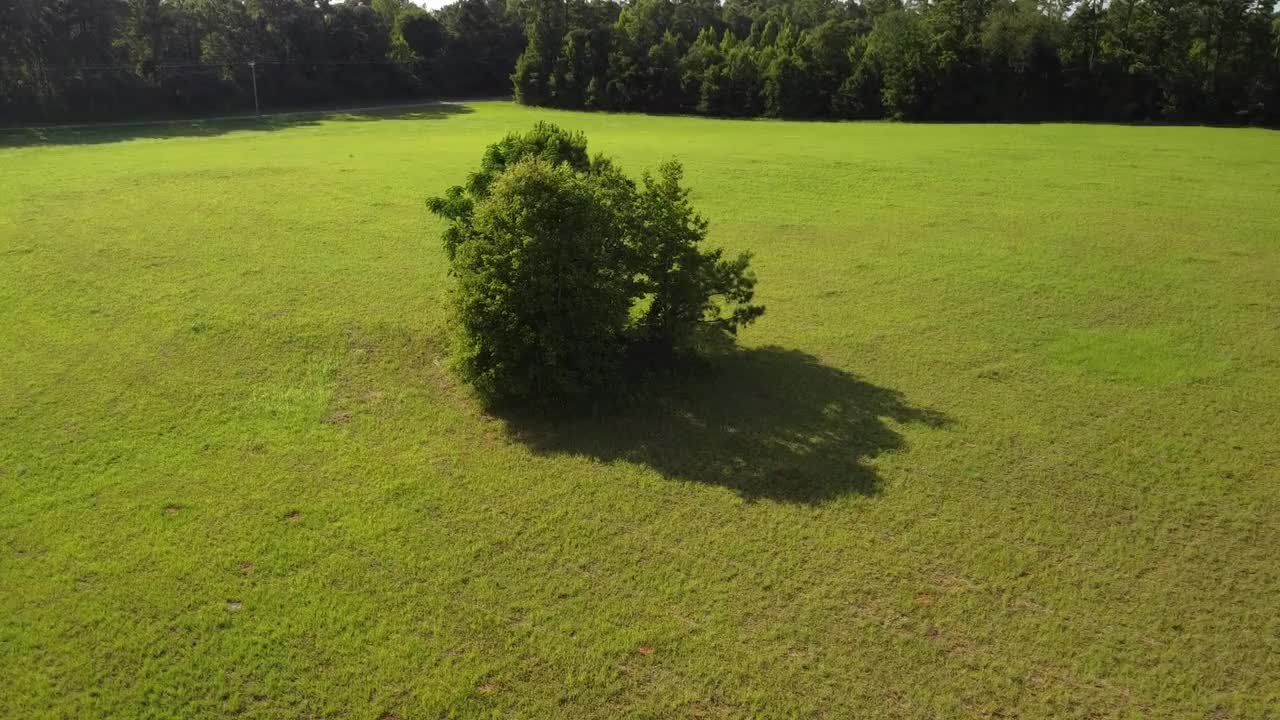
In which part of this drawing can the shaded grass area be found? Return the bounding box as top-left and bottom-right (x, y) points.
(0, 101), (474, 147)
(1, 102), (1279, 718)
(504, 346), (949, 504)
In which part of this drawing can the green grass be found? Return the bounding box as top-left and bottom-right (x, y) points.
(3, 102), (1279, 718)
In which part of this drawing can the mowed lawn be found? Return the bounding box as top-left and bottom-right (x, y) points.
(2, 102), (1279, 718)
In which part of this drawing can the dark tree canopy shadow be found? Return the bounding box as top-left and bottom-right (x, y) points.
(500, 346), (949, 504)
(0, 101), (473, 148)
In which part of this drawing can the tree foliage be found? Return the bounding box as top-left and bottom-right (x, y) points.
(10, 0), (1277, 126)
(427, 123), (764, 406)
(1, 0), (524, 124)
(513, 0), (1280, 126)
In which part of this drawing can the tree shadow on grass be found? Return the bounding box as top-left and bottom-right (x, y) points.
(0, 101), (474, 148)
(499, 346), (950, 504)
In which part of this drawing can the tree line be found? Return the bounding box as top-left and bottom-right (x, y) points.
(4, 0), (1278, 126)
(514, 0), (1280, 125)
(1, 0), (524, 124)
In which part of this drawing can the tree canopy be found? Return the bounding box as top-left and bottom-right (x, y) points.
(428, 123), (764, 406)
(1, 0), (523, 124)
(513, 0), (1280, 125)
(6, 0), (1277, 126)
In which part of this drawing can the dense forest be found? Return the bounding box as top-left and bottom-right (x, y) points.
(3, 0), (1279, 126)
(515, 0), (1280, 124)
(0, 0), (524, 124)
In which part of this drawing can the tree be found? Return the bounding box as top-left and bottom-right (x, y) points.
(834, 38), (883, 118)
(427, 124), (764, 406)
(551, 25), (612, 108)
(396, 9), (446, 61)
(248, 0), (327, 62)
(680, 27), (722, 109)
(550, 28), (590, 106)
(646, 30), (686, 111)
(0, 0), (51, 121)
(803, 20), (858, 104)
(443, 158), (635, 403)
(981, 0), (1062, 119)
(763, 22), (823, 118)
(326, 2), (391, 62)
(926, 0), (995, 118)
(372, 0), (413, 28)
(513, 0), (566, 105)
(723, 42), (765, 115)
(605, 0), (678, 109)
(631, 160), (765, 352)
(866, 9), (937, 119)
(117, 0), (168, 78)
(437, 0), (525, 97)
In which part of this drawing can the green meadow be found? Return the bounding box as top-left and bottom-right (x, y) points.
(2, 102), (1278, 718)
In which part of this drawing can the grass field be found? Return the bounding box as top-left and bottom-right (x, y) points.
(2, 102), (1279, 718)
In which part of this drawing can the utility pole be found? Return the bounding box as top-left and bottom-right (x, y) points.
(249, 60), (260, 116)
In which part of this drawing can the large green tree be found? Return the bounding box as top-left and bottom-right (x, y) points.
(427, 123), (764, 406)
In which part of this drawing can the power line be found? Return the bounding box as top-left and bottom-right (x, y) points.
(22, 59), (411, 73)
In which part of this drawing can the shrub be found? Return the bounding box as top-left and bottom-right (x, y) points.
(445, 159), (633, 403)
(630, 160), (765, 354)
(428, 123), (763, 406)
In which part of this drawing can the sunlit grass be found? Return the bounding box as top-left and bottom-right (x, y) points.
(2, 103), (1278, 718)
